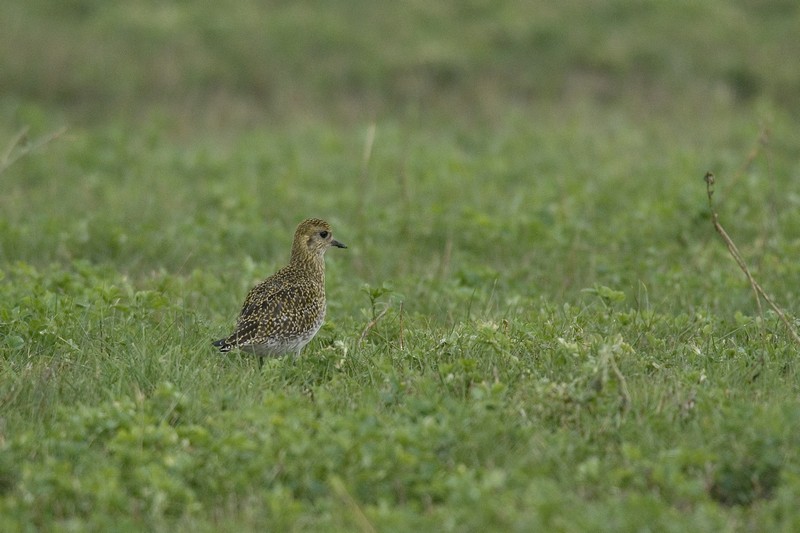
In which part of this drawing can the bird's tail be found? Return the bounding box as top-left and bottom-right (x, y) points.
(212, 338), (233, 352)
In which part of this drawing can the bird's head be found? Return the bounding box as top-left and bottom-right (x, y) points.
(292, 218), (347, 260)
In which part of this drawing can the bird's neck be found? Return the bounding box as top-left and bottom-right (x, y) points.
(289, 250), (326, 280)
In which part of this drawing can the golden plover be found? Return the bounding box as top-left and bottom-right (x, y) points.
(213, 218), (346, 361)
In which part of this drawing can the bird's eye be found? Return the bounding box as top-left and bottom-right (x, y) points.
(319, 231), (329, 239)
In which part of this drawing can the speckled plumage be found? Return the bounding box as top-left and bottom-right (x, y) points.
(213, 218), (346, 359)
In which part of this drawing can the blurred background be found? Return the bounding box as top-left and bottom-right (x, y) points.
(1, 0), (799, 310)
(2, 0), (798, 131)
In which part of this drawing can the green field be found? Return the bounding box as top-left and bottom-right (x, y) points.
(2, 1), (800, 531)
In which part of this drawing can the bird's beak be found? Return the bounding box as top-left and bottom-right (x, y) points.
(331, 239), (347, 249)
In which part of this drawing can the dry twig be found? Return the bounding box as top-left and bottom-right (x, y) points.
(358, 306), (389, 346)
(704, 172), (800, 347)
(329, 476), (376, 533)
(0, 126), (67, 175)
(398, 301), (405, 350)
(608, 354), (631, 419)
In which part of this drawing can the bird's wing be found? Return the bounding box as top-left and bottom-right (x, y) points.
(224, 323), (257, 348)
(237, 269), (288, 320)
(228, 284), (321, 346)
(225, 294), (286, 346)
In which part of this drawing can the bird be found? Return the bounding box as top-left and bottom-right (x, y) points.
(212, 218), (346, 363)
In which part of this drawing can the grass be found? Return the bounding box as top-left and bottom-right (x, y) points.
(2, 0), (800, 531)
